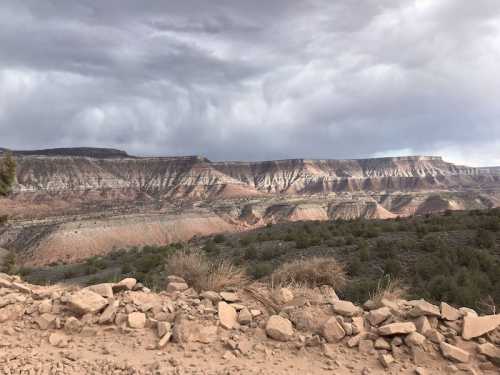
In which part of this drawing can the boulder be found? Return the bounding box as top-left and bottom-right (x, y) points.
(197, 325), (218, 344)
(378, 322), (416, 336)
(35, 313), (57, 330)
(238, 308), (252, 325)
(98, 299), (119, 324)
(64, 317), (82, 334)
(67, 290), (108, 314)
(128, 312), (146, 329)
(367, 307), (392, 326)
(38, 300), (52, 314)
(378, 353), (395, 368)
(322, 317), (346, 343)
(331, 300), (362, 317)
(414, 316), (432, 336)
(426, 329), (445, 344)
(114, 277), (137, 291)
(462, 314), (500, 340)
(218, 302), (237, 330)
(200, 291), (221, 303)
(87, 283), (114, 299)
(374, 338), (391, 350)
(477, 343), (500, 365)
(440, 342), (470, 363)
(265, 315), (294, 342)
(48, 332), (69, 348)
(166, 282), (189, 293)
(408, 300), (440, 318)
(166, 275), (186, 284)
(273, 288), (294, 304)
(157, 321), (172, 338)
(404, 332), (426, 347)
(220, 292), (240, 303)
(440, 302), (461, 321)
(358, 339), (374, 354)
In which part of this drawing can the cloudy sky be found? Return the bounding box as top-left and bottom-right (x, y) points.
(0, 1), (499, 166)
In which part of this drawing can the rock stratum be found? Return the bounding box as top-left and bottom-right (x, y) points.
(1, 148), (500, 265)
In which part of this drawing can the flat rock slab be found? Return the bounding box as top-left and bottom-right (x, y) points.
(218, 302), (237, 330)
(440, 342), (470, 363)
(378, 322), (416, 336)
(67, 290), (107, 314)
(266, 315), (294, 342)
(462, 314), (500, 340)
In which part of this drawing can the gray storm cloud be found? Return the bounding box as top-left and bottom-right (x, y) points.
(0, 0), (499, 165)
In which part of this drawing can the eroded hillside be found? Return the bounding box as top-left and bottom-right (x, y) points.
(1, 148), (499, 265)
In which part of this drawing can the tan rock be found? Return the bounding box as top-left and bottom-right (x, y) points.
(166, 282), (189, 293)
(404, 332), (426, 347)
(426, 329), (445, 344)
(238, 308), (252, 325)
(358, 339), (374, 354)
(459, 307), (478, 318)
(197, 325), (218, 344)
(378, 353), (395, 368)
(440, 342), (470, 363)
(414, 316), (433, 336)
(273, 288), (294, 304)
(408, 300), (440, 317)
(265, 315), (294, 342)
(38, 299), (52, 314)
(158, 332), (172, 348)
(64, 317), (82, 334)
(367, 307), (392, 326)
(331, 300), (362, 317)
(462, 314), (500, 340)
(441, 302), (461, 321)
(352, 316), (365, 334)
(114, 277), (137, 291)
(157, 321), (172, 338)
(378, 322), (416, 336)
(218, 302), (237, 330)
(374, 337), (391, 350)
(166, 275), (186, 284)
(99, 299), (119, 324)
(128, 312), (146, 329)
(35, 313), (57, 330)
(67, 289), (108, 314)
(322, 317), (346, 343)
(48, 332), (68, 348)
(220, 292), (240, 302)
(87, 283), (114, 299)
(200, 291), (221, 303)
(477, 343), (500, 365)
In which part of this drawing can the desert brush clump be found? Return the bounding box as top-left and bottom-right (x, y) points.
(165, 248), (247, 291)
(270, 257), (347, 290)
(0, 152), (16, 196)
(369, 275), (406, 307)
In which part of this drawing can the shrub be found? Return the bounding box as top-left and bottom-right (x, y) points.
(249, 262), (273, 279)
(213, 234), (226, 244)
(475, 229), (496, 249)
(271, 257), (347, 289)
(165, 249), (246, 291)
(0, 152), (16, 196)
(243, 246), (257, 260)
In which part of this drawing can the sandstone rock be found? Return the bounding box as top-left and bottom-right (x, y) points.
(358, 339), (374, 354)
(48, 332), (69, 348)
(128, 312), (146, 329)
(197, 325), (218, 344)
(157, 321), (172, 338)
(367, 307), (392, 326)
(408, 300), (440, 318)
(414, 367), (429, 375)
(414, 316), (433, 336)
(200, 291), (221, 303)
(220, 292), (240, 303)
(166, 282), (189, 293)
(477, 343), (500, 365)
(441, 302), (461, 321)
(67, 289), (108, 314)
(265, 315), (294, 342)
(378, 353), (395, 368)
(378, 322), (416, 336)
(352, 316), (365, 334)
(374, 338), (391, 350)
(35, 313), (57, 330)
(114, 277), (137, 291)
(38, 299), (52, 314)
(462, 314), (500, 340)
(218, 302), (237, 330)
(331, 300), (362, 317)
(166, 275), (186, 284)
(87, 283), (114, 299)
(99, 299), (119, 324)
(172, 316), (197, 343)
(347, 333), (365, 348)
(440, 342), (470, 363)
(238, 308), (252, 325)
(404, 332), (426, 347)
(322, 317), (346, 342)
(158, 332), (172, 348)
(273, 288), (294, 304)
(64, 317), (82, 334)
(459, 307), (478, 318)
(426, 329), (445, 344)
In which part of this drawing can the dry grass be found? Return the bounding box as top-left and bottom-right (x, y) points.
(369, 276), (406, 306)
(165, 249), (247, 292)
(270, 257), (347, 290)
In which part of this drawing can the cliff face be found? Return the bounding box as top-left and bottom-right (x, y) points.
(1, 148), (499, 265)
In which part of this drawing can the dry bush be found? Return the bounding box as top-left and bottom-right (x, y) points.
(206, 260), (249, 292)
(271, 257), (347, 290)
(369, 276), (406, 306)
(165, 249), (247, 292)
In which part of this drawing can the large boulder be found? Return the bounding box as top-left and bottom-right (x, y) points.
(408, 300), (440, 318)
(440, 302), (461, 321)
(218, 302), (237, 330)
(265, 315), (294, 342)
(477, 343), (500, 365)
(67, 290), (108, 314)
(367, 307), (392, 326)
(322, 317), (346, 342)
(87, 283), (114, 299)
(331, 300), (362, 317)
(462, 314), (500, 340)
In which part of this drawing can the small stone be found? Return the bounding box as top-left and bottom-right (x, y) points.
(273, 288), (294, 304)
(48, 332), (68, 348)
(358, 339), (374, 354)
(35, 313), (57, 330)
(374, 338), (391, 350)
(238, 308), (252, 325)
(64, 317), (82, 334)
(378, 353), (395, 368)
(128, 312), (146, 329)
(404, 332), (426, 347)
(218, 302), (237, 330)
(322, 317), (346, 343)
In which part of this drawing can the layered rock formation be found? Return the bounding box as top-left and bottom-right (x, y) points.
(1, 148), (499, 265)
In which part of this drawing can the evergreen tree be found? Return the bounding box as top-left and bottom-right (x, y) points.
(0, 152), (16, 196)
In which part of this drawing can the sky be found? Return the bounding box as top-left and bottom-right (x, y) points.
(0, 1), (499, 166)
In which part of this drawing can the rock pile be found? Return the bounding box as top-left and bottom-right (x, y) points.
(0, 272), (499, 374)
